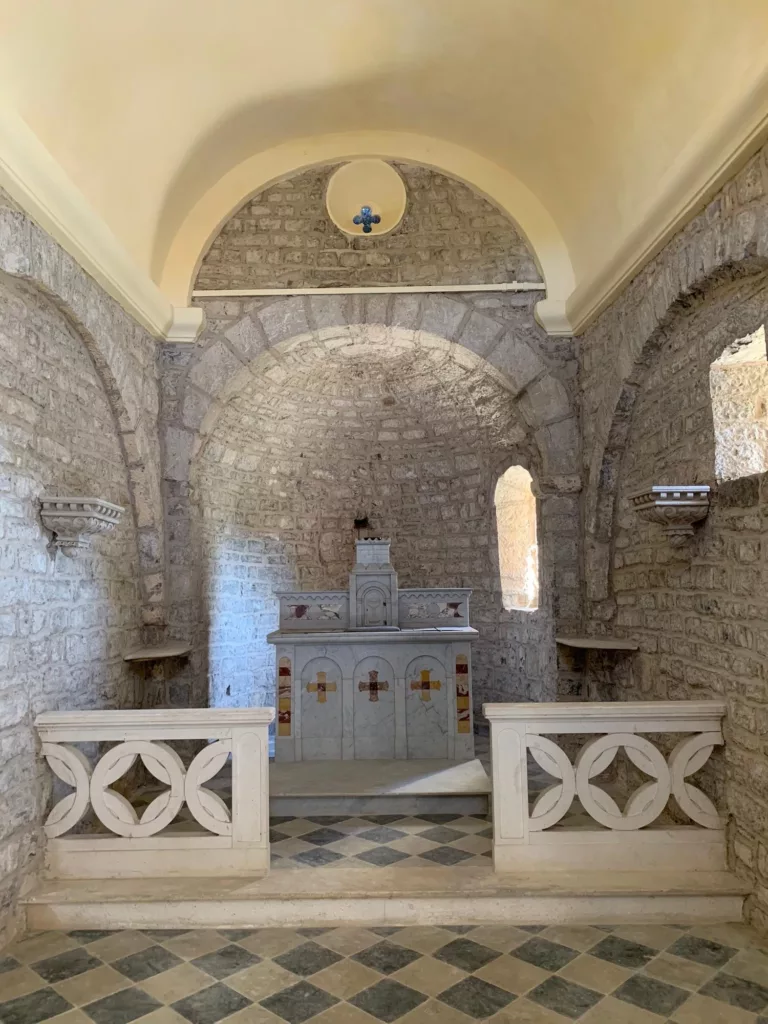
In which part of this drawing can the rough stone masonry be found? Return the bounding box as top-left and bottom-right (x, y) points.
(1, 144), (768, 944)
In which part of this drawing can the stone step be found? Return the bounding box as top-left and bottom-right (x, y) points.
(23, 867), (748, 931)
(269, 757), (491, 816)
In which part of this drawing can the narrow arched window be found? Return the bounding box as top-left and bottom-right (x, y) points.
(494, 466), (538, 611)
(710, 324), (768, 481)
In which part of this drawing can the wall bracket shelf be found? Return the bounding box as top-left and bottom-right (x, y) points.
(556, 637), (639, 651)
(123, 643), (191, 663)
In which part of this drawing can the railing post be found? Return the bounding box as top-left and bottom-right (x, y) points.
(485, 708), (529, 871)
(231, 718), (270, 855)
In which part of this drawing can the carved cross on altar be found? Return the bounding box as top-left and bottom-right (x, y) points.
(411, 669), (442, 701)
(358, 669), (390, 702)
(307, 671), (337, 703)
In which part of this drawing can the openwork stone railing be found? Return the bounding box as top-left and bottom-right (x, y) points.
(35, 708), (273, 878)
(484, 700), (727, 873)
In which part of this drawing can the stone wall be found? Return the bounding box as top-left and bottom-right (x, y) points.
(579, 139), (768, 932)
(195, 163), (542, 290)
(0, 273), (143, 943)
(162, 291), (581, 720)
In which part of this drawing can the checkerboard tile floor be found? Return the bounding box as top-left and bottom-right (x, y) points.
(269, 814), (493, 869)
(3, 922), (768, 1023)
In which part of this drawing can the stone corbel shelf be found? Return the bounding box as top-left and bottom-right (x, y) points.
(556, 637), (639, 651)
(39, 496), (124, 553)
(123, 643), (192, 663)
(630, 485), (711, 547)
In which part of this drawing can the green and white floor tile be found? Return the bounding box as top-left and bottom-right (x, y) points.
(3, 920), (768, 1023)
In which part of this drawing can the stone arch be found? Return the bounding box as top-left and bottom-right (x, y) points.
(584, 148), (768, 609)
(0, 194), (165, 624)
(164, 293), (581, 707)
(174, 293), (578, 482)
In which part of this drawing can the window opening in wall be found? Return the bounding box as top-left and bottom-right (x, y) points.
(710, 324), (768, 481)
(494, 465), (538, 611)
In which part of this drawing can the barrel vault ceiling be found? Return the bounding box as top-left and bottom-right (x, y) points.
(1, 0), (768, 336)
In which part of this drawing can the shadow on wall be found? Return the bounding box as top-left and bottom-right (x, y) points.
(203, 528), (295, 710)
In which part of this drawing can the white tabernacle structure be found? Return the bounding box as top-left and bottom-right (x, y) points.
(268, 539), (477, 762)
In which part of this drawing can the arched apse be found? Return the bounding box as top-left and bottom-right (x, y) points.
(162, 294), (582, 713)
(152, 132), (575, 334)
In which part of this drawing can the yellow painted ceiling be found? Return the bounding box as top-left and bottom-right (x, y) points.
(1, 0), (768, 328)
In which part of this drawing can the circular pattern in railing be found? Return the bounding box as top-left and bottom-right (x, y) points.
(523, 730), (721, 832)
(574, 733), (671, 831)
(528, 735), (577, 831)
(668, 731), (722, 829)
(185, 741), (232, 835)
(90, 740), (186, 838)
(42, 742), (93, 837)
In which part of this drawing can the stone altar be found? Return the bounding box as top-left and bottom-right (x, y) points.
(268, 539), (477, 761)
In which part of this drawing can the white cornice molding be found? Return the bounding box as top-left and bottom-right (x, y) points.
(566, 69), (768, 336)
(0, 106), (174, 339)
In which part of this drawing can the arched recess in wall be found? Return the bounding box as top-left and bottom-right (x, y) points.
(165, 295), (581, 709)
(494, 465), (539, 611)
(587, 266), (768, 611)
(583, 152), (768, 610)
(0, 270), (144, 678)
(0, 198), (165, 624)
(152, 132), (575, 333)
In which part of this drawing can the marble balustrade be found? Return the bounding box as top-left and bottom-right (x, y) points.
(483, 699), (728, 874)
(34, 708), (274, 879)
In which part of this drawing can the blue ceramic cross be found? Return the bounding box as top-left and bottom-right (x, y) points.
(352, 205), (381, 233)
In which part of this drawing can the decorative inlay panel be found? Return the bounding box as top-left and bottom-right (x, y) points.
(278, 656), (292, 736)
(456, 654), (470, 734)
(398, 589), (471, 628)
(277, 592), (349, 631)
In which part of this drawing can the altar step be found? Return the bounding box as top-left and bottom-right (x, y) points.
(22, 866), (747, 931)
(269, 758), (491, 816)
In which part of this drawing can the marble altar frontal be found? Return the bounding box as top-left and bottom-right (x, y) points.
(268, 539), (477, 762)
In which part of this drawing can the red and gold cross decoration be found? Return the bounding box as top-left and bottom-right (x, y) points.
(455, 654), (470, 733)
(411, 669), (442, 701)
(307, 671), (337, 703)
(358, 669), (389, 702)
(278, 657), (292, 736)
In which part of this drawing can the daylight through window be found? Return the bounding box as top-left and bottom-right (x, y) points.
(710, 324), (768, 482)
(494, 465), (538, 611)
